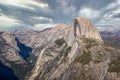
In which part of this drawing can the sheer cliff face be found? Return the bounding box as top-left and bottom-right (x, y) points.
(73, 17), (103, 42)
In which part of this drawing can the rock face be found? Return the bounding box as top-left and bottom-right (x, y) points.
(0, 16), (120, 80)
(0, 32), (24, 64)
(0, 32), (33, 80)
(73, 17), (103, 42)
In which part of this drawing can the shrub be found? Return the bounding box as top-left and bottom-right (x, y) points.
(74, 50), (92, 65)
(108, 56), (120, 72)
(55, 38), (65, 46)
(64, 46), (71, 56)
(0, 40), (6, 49)
(80, 36), (98, 49)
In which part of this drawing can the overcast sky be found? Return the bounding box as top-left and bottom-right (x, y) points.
(0, 0), (120, 31)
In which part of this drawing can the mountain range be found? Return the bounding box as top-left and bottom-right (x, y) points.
(0, 16), (120, 80)
(100, 30), (120, 48)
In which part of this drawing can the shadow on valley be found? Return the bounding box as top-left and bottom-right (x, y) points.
(0, 61), (19, 80)
(15, 37), (32, 63)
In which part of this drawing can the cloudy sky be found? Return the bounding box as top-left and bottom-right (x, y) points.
(0, 0), (120, 31)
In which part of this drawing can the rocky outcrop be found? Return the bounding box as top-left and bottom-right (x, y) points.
(0, 32), (24, 64)
(1, 32), (18, 50)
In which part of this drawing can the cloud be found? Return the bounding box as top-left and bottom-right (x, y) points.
(34, 23), (57, 30)
(0, 0), (48, 9)
(0, 14), (21, 27)
(32, 16), (53, 23)
(0, 0), (119, 31)
(79, 8), (100, 19)
(94, 0), (120, 30)
(112, 13), (120, 18)
(0, 3), (52, 24)
(0, 14), (32, 31)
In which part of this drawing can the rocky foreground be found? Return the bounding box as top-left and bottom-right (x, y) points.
(0, 16), (120, 80)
